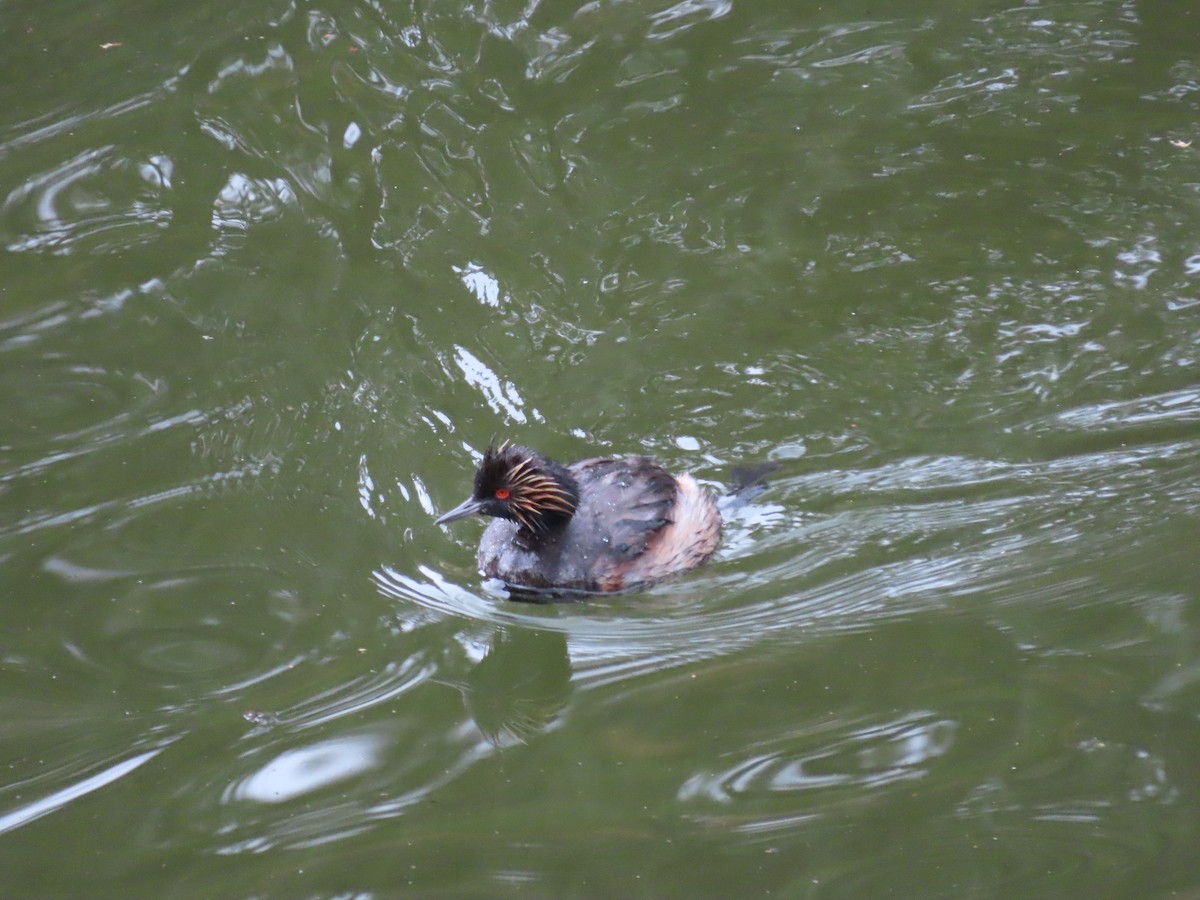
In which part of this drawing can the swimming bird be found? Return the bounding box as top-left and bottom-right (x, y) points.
(434, 440), (721, 595)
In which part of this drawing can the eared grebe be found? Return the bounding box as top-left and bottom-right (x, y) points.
(434, 440), (721, 594)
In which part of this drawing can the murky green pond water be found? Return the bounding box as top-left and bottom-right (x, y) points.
(3, 0), (1200, 896)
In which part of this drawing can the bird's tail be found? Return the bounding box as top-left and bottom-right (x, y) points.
(719, 461), (781, 511)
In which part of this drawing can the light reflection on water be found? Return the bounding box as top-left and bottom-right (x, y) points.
(1, 0), (1200, 895)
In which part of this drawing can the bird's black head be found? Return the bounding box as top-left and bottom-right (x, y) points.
(435, 440), (580, 533)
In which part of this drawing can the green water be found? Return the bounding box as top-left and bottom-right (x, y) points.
(3, 0), (1200, 896)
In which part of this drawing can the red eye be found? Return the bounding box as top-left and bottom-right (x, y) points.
(495, 488), (510, 500)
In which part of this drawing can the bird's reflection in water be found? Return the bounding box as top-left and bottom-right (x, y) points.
(464, 626), (572, 746)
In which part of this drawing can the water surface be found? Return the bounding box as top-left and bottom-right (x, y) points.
(2, 0), (1200, 896)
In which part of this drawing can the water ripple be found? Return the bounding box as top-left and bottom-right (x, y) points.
(2, 146), (172, 256)
(680, 711), (958, 803)
(0, 740), (175, 836)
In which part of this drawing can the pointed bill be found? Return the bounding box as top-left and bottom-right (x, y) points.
(435, 496), (486, 526)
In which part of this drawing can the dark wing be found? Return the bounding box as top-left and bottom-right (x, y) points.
(567, 456), (677, 562)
